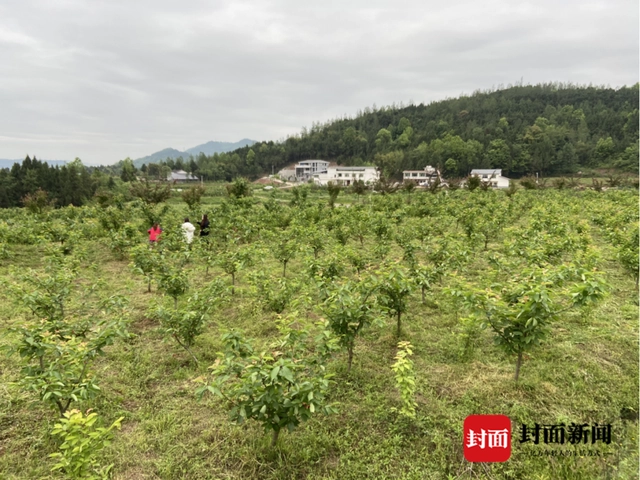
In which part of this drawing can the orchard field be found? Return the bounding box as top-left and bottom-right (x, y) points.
(0, 184), (637, 479)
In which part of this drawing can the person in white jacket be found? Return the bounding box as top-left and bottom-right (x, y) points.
(181, 218), (196, 244)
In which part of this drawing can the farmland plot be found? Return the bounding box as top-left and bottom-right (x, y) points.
(0, 188), (637, 479)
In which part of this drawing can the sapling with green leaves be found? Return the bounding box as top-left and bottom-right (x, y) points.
(181, 184), (206, 209)
(322, 279), (378, 373)
(274, 236), (297, 277)
(345, 247), (368, 275)
(410, 263), (439, 303)
(217, 242), (253, 293)
(375, 264), (414, 336)
(454, 264), (608, 381)
(351, 179), (367, 202)
(157, 264), (189, 308)
(307, 252), (343, 282)
(395, 230), (418, 267)
(13, 317), (125, 416)
(616, 227), (639, 287)
(49, 410), (124, 479)
(153, 278), (227, 364)
(6, 256), (79, 324)
(333, 224), (350, 246)
(391, 341), (417, 418)
(350, 215), (369, 245)
(130, 244), (161, 292)
(196, 324), (337, 447)
(326, 181), (341, 208)
(256, 277), (297, 314)
(107, 224), (137, 260)
(306, 227), (326, 259)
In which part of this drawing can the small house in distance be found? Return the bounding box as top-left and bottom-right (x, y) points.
(403, 165), (442, 186)
(313, 166), (379, 186)
(167, 170), (199, 182)
(469, 169), (510, 188)
(294, 160), (329, 181)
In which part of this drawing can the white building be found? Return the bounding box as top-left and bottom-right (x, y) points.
(313, 166), (379, 186)
(403, 165), (442, 186)
(470, 169), (510, 188)
(294, 160), (329, 181)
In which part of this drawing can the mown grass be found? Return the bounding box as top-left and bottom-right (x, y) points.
(0, 188), (637, 479)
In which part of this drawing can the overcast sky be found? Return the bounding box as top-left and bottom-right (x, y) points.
(1, 0), (638, 165)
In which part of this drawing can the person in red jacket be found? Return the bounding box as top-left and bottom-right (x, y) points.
(148, 223), (162, 244)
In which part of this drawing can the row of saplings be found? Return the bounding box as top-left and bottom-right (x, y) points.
(5, 234), (608, 478)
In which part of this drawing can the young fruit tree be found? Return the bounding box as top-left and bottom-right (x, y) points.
(410, 264), (439, 304)
(374, 264), (414, 337)
(391, 341), (417, 419)
(181, 184), (206, 209)
(154, 278), (226, 364)
(197, 325), (337, 447)
(7, 259), (78, 324)
(217, 243), (253, 294)
(274, 236), (297, 278)
(49, 409), (124, 479)
(12, 317), (125, 416)
(453, 265), (607, 381)
(157, 264), (189, 309)
(326, 181), (341, 209)
(130, 244), (161, 293)
(322, 279), (378, 373)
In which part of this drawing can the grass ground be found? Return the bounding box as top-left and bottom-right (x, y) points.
(0, 187), (637, 479)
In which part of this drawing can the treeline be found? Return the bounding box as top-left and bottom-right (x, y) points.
(136, 83), (638, 180)
(0, 157), (110, 208)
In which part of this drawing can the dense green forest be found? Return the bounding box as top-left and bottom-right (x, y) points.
(147, 83), (639, 180)
(0, 83), (637, 208)
(0, 157), (106, 209)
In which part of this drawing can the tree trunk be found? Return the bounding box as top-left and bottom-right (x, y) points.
(55, 399), (66, 417)
(270, 428), (280, 447)
(396, 311), (402, 337)
(148, 278), (151, 293)
(347, 345), (354, 374)
(514, 352), (523, 382)
(231, 272), (235, 295)
(421, 286), (425, 303)
(173, 334), (199, 365)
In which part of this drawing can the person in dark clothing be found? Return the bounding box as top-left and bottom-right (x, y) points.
(198, 214), (210, 237)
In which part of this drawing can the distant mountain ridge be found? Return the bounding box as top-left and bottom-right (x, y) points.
(133, 139), (256, 167)
(0, 159), (67, 169)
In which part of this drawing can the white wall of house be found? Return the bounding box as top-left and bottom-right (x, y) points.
(294, 160), (329, 180)
(470, 169), (510, 188)
(402, 165), (441, 185)
(313, 166), (379, 186)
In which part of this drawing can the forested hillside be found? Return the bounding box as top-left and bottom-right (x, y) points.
(181, 83), (638, 181)
(1, 83), (637, 209)
(0, 157), (101, 208)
